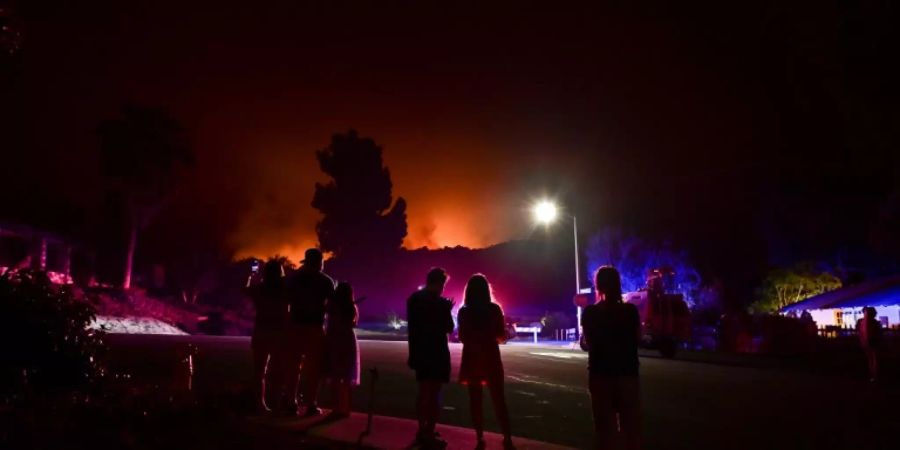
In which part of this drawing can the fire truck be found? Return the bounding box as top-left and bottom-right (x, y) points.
(623, 268), (691, 357)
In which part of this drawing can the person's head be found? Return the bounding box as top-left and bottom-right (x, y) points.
(335, 281), (354, 306)
(262, 259), (284, 288)
(464, 274), (492, 308)
(864, 306), (876, 319)
(594, 265), (623, 303)
(425, 267), (449, 294)
(301, 248), (324, 271)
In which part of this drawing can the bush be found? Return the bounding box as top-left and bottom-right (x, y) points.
(0, 270), (105, 395)
(750, 264), (841, 313)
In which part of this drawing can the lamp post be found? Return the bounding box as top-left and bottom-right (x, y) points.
(532, 200), (583, 339)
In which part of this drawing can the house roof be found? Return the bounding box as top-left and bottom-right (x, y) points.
(782, 274), (900, 312)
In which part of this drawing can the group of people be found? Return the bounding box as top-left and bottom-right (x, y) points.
(406, 268), (515, 449)
(404, 264), (643, 450)
(247, 248), (643, 450)
(245, 248), (358, 417)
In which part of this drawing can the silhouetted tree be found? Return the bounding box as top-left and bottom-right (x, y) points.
(0, 4), (24, 57)
(312, 130), (407, 258)
(586, 228), (703, 307)
(98, 104), (193, 289)
(749, 263), (841, 313)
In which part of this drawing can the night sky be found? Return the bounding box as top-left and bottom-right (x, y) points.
(2, 1), (898, 283)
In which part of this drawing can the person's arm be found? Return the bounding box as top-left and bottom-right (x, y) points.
(580, 307), (591, 351)
(445, 299), (455, 334)
(494, 305), (507, 343)
(407, 296), (421, 343)
(873, 321), (884, 343)
(406, 297), (417, 336)
(244, 284), (261, 309)
(631, 305), (642, 344)
(326, 278), (336, 301)
(323, 277), (336, 319)
(406, 295), (418, 368)
(243, 271), (262, 292)
(349, 303), (359, 327)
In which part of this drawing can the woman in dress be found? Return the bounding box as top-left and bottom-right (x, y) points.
(325, 281), (360, 418)
(458, 274), (514, 449)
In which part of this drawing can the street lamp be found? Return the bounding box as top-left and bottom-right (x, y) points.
(532, 200), (558, 225)
(531, 200), (583, 338)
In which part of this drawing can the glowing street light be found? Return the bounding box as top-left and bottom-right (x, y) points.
(531, 199), (583, 338)
(532, 200), (559, 225)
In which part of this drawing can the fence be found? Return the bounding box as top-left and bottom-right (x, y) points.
(817, 325), (900, 339)
(552, 328), (578, 341)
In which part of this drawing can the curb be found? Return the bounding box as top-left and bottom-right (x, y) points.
(250, 411), (576, 450)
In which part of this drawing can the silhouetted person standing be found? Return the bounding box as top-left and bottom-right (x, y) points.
(245, 259), (288, 413)
(407, 267), (454, 447)
(458, 274), (514, 450)
(581, 266), (642, 450)
(284, 248), (334, 416)
(324, 281), (360, 418)
(856, 306), (884, 382)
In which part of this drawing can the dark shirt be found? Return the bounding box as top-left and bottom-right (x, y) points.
(286, 267), (335, 326)
(406, 288), (454, 370)
(581, 301), (641, 376)
(247, 284), (288, 331)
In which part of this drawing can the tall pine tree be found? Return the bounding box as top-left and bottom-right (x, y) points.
(312, 130), (407, 259)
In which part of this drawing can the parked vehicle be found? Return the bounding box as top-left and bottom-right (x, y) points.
(624, 268), (691, 357)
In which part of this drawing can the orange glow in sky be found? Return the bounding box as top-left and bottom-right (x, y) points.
(226, 130), (539, 262)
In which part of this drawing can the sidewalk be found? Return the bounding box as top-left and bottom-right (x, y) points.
(249, 411), (575, 450)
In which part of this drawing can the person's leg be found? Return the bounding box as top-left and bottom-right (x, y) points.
(341, 381), (352, 414)
(286, 357), (303, 412)
(467, 383), (485, 442)
(617, 376), (642, 450)
(873, 350), (880, 381)
(867, 349), (878, 381)
(416, 381), (428, 435)
(301, 327), (325, 412)
(423, 380), (443, 436)
(589, 375), (617, 450)
(288, 326), (308, 413)
(487, 379), (512, 442)
(415, 380), (441, 441)
(865, 349), (873, 380)
(251, 340), (270, 411)
(433, 382), (445, 434)
(270, 327), (299, 413)
(331, 380), (350, 415)
(264, 347), (280, 408)
(329, 379), (339, 412)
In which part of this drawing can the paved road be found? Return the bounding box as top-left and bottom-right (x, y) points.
(107, 335), (898, 450)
